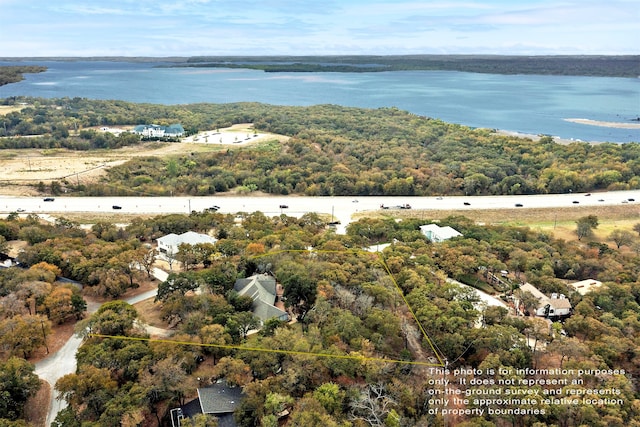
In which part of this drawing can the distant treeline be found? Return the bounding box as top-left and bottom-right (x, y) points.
(0, 66), (47, 86)
(181, 55), (640, 77)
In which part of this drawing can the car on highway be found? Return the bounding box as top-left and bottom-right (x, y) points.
(572, 201), (579, 204)
(112, 205), (122, 210)
(16, 208), (25, 212)
(279, 204), (288, 209)
(463, 202), (471, 206)
(628, 198), (635, 202)
(43, 197), (55, 202)
(515, 203), (523, 207)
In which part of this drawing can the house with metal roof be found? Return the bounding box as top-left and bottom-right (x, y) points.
(419, 223), (463, 242)
(568, 279), (603, 296)
(157, 231), (217, 256)
(234, 274), (289, 323)
(519, 283), (572, 318)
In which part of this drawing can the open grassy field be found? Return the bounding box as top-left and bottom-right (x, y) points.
(0, 123), (287, 196)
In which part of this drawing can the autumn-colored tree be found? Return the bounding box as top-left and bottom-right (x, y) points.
(55, 365), (118, 420)
(0, 314), (51, 358)
(198, 324), (232, 364)
(44, 286), (74, 324)
(608, 229), (634, 249)
(212, 357), (253, 387)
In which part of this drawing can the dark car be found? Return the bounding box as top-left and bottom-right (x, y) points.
(572, 201), (579, 204)
(463, 202), (471, 206)
(628, 198), (635, 202)
(279, 204), (288, 209)
(515, 203), (523, 207)
(43, 197), (55, 202)
(112, 205), (122, 210)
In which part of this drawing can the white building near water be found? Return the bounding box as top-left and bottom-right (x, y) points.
(420, 223), (462, 242)
(156, 231), (217, 256)
(132, 124), (185, 138)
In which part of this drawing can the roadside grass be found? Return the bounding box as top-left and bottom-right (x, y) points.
(53, 212), (157, 223)
(363, 204), (640, 244)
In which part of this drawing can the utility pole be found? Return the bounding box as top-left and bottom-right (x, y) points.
(41, 319), (49, 354)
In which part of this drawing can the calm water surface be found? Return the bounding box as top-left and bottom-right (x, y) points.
(1, 60), (638, 142)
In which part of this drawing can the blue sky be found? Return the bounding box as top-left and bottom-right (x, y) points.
(1, 0), (638, 57)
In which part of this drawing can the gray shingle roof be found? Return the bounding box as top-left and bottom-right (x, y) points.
(233, 274), (287, 322)
(198, 382), (244, 414)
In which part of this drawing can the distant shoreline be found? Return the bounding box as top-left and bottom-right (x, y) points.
(2, 55), (639, 78)
(494, 130), (602, 145)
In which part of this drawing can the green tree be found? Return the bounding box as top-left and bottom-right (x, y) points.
(155, 272), (203, 302)
(575, 215), (598, 240)
(313, 383), (345, 415)
(80, 300), (138, 337)
(0, 357), (41, 420)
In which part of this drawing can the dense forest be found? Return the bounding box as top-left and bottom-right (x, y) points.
(1, 97), (640, 197)
(0, 208), (639, 426)
(179, 55), (640, 77)
(0, 66), (47, 86)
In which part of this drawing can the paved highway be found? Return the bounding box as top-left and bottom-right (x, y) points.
(2, 191), (638, 233)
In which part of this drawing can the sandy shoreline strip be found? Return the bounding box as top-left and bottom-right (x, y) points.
(493, 130), (594, 145)
(564, 118), (640, 129)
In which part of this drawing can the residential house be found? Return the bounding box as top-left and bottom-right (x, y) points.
(234, 273), (289, 323)
(133, 123), (185, 138)
(568, 279), (603, 296)
(172, 381), (244, 427)
(156, 231), (217, 256)
(420, 223), (462, 242)
(519, 283), (572, 318)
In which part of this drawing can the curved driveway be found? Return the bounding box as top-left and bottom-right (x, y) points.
(34, 267), (166, 426)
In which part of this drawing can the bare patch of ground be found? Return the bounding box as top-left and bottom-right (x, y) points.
(0, 105), (25, 115)
(25, 379), (50, 427)
(134, 298), (170, 329)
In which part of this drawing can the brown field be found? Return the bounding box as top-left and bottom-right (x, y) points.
(0, 124), (287, 196)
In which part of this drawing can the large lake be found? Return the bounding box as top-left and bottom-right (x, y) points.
(0, 60), (638, 143)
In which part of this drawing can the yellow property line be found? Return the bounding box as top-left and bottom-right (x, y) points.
(92, 248), (447, 367)
(87, 333), (443, 366)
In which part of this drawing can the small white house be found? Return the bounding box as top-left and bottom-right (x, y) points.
(156, 231), (217, 256)
(519, 283), (572, 318)
(568, 279), (603, 296)
(420, 223), (462, 242)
